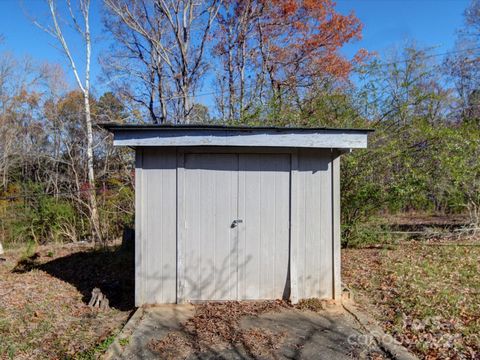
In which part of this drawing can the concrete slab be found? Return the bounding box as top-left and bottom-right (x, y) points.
(240, 309), (378, 359)
(116, 305), (389, 360)
(119, 305), (195, 360)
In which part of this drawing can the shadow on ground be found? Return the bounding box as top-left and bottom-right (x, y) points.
(13, 245), (135, 311)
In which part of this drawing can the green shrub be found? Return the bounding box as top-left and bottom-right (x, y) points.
(98, 182), (134, 241)
(2, 184), (79, 245)
(341, 217), (393, 248)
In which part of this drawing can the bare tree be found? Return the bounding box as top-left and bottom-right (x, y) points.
(0, 54), (17, 191)
(102, 0), (170, 123)
(0, 54), (46, 192)
(35, 0), (102, 244)
(214, 0), (262, 121)
(104, 0), (221, 123)
(444, 0), (480, 121)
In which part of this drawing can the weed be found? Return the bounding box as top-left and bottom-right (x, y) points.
(75, 335), (116, 360)
(23, 240), (37, 259)
(119, 337), (130, 347)
(7, 345), (15, 360)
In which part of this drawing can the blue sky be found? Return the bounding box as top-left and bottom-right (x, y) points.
(336, 0), (470, 57)
(0, 0), (471, 98)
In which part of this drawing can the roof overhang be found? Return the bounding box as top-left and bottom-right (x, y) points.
(100, 124), (373, 149)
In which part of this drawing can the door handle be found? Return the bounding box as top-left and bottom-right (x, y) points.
(231, 219), (243, 228)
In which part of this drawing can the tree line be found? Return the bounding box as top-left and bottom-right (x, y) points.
(0, 0), (479, 248)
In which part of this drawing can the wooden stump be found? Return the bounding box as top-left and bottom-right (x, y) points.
(88, 287), (110, 311)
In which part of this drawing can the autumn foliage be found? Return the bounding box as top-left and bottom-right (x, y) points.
(258, 0), (364, 81)
(214, 0), (366, 120)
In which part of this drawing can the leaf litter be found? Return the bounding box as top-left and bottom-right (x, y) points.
(149, 300), (290, 359)
(0, 242), (132, 359)
(342, 237), (480, 359)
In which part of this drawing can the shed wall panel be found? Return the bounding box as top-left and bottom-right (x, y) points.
(296, 149), (333, 299)
(137, 148), (177, 304)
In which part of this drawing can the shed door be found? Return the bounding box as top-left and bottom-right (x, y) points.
(184, 153), (239, 301)
(183, 153), (291, 301)
(237, 154), (291, 300)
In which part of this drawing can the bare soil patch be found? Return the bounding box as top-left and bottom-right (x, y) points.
(385, 213), (470, 232)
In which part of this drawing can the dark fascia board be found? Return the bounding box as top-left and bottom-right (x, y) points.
(99, 123), (373, 149)
(99, 122), (374, 133)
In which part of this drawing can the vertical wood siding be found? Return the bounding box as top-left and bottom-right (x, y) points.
(332, 152), (342, 300)
(238, 153), (291, 300)
(135, 147), (338, 305)
(136, 148), (177, 305)
(182, 152), (291, 301)
(183, 153), (239, 301)
(295, 149), (333, 299)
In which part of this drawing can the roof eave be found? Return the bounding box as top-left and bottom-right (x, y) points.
(107, 127), (371, 149)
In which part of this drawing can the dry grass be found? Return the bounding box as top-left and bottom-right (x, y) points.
(0, 242), (133, 359)
(343, 238), (480, 359)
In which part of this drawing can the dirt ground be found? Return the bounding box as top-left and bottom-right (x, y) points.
(385, 213), (469, 228)
(117, 302), (389, 360)
(0, 242), (134, 359)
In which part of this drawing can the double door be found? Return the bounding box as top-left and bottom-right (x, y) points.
(183, 152), (291, 301)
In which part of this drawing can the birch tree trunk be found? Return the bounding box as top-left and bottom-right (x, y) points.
(84, 90), (102, 244)
(41, 0), (103, 244)
(83, 2), (102, 244)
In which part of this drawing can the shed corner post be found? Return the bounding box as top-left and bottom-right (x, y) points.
(332, 150), (342, 303)
(289, 149), (300, 304)
(135, 147), (145, 307)
(176, 149), (186, 304)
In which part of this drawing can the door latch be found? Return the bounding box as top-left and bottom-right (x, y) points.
(231, 219), (243, 228)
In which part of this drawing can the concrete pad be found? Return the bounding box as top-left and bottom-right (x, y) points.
(240, 308), (380, 359)
(119, 305), (195, 360)
(343, 301), (418, 360)
(116, 305), (388, 359)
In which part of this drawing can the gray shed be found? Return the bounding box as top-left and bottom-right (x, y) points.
(104, 124), (371, 306)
